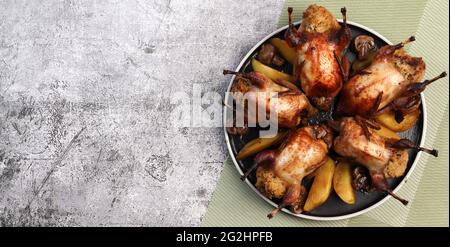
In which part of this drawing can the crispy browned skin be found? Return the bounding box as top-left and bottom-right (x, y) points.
(337, 46), (426, 116)
(255, 125), (333, 200)
(273, 126), (331, 184)
(231, 72), (316, 128)
(333, 117), (407, 175)
(286, 5), (351, 110)
(332, 117), (416, 206)
(253, 125), (333, 217)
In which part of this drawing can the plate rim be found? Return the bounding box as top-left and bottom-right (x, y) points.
(223, 20), (427, 221)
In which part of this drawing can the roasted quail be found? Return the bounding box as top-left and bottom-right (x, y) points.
(243, 125), (333, 218)
(285, 5), (351, 110)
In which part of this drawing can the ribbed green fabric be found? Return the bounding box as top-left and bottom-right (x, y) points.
(202, 0), (448, 227)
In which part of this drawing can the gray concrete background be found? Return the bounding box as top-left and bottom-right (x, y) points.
(0, 0), (284, 226)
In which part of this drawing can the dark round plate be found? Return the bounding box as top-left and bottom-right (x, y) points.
(223, 20), (426, 220)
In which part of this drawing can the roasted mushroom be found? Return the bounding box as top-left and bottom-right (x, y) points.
(257, 43), (285, 67)
(354, 35), (376, 59)
(351, 35), (378, 74)
(352, 166), (372, 193)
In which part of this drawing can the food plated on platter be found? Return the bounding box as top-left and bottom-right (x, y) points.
(223, 4), (446, 220)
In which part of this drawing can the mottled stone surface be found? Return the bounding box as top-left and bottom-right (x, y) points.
(0, 0), (284, 226)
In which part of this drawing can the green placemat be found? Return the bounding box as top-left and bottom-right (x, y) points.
(202, 0), (449, 227)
